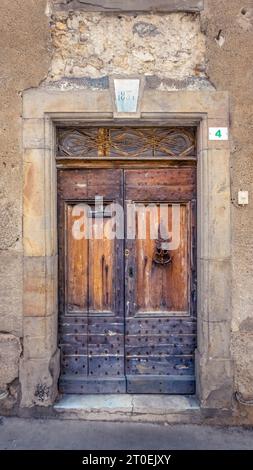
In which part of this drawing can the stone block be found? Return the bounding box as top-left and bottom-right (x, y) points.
(20, 349), (60, 407)
(23, 119), (45, 149)
(24, 256), (57, 317)
(208, 148), (231, 259)
(23, 148), (47, 256)
(23, 314), (58, 360)
(198, 319), (231, 359)
(44, 147), (58, 257)
(198, 148), (231, 260)
(197, 259), (231, 323)
(23, 148), (57, 257)
(0, 334), (22, 389)
(196, 352), (233, 409)
(132, 395), (199, 414)
(23, 215), (46, 257)
(142, 90), (229, 120)
(23, 149), (45, 219)
(23, 88), (112, 119)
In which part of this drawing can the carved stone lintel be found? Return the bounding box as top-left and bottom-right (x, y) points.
(52, 1), (204, 13)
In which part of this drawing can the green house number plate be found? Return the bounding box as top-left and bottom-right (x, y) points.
(209, 127), (228, 141)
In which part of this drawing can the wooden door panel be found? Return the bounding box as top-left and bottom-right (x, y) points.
(126, 356), (194, 375)
(58, 165), (197, 395)
(127, 376), (195, 394)
(125, 168), (196, 201)
(66, 203), (89, 314)
(125, 341), (196, 356)
(125, 318), (197, 335)
(61, 356), (88, 376)
(58, 169), (125, 393)
(65, 203), (115, 315)
(88, 217), (115, 314)
(58, 169), (122, 199)
(125, 168), (197, 394)
(134, 203), (190, 315)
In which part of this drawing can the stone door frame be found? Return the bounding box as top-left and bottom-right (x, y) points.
(21, 88), (232, 410)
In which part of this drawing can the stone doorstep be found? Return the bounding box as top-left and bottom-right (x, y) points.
(54, 395), (200, 423)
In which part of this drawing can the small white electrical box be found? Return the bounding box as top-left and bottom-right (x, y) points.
(238, 191), (249, 206)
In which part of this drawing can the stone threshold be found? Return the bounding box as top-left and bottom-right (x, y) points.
(54, 394), (201, 423)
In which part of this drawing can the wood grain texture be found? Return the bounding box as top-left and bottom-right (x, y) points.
(134, 204), (189, 315)
(66, 204), (88, 313)
(88, 216), (115, 314)
(58, 169), (125, 393)
(125, 168), (196, 201)
(124, 168), (197, 393)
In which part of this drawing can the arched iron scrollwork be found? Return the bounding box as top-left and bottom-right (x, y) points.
(57, 127), (196, 159)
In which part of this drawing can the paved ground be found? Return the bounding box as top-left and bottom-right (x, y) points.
(0, 417), (253, 450)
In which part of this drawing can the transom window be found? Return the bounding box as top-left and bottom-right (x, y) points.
(57, 127), (197, 159)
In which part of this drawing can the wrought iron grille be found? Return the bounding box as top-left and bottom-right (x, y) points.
(57, 127), (196, 159)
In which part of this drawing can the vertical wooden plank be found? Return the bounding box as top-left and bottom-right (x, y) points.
(88, 216), (114, 313)
(125, 168), (197, 393)
(66, 204), (89, 313)
(58, 168), (126, 393)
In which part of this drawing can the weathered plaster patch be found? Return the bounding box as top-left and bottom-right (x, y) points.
(0, 334), (22, 390)
(232, 332), (253, 400)
(236, 7), (253, 31)
(41, 74), (213, 91)
(0, 199), (20, 249)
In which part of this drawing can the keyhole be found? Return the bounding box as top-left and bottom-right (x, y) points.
(129, 267), (134, 278)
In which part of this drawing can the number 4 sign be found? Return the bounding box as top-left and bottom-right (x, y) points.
(209, 127), (229, 141)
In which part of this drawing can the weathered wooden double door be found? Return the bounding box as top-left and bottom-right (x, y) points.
(58, 165), (197, 394)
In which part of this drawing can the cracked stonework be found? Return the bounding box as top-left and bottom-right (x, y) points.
(47, 10), (208, 85)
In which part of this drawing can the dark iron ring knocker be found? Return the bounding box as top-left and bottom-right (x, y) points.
(153, 248), (173, 265)
(153, 222), (173, 265)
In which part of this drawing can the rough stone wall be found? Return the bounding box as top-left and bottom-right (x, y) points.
(47, 10), (211, 90)
(202, 1), (253, 413)
(0, 0), (50, 406)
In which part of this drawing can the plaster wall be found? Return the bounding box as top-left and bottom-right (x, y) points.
(202, 0), (253, 417)
(0, 0), (50, 408)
